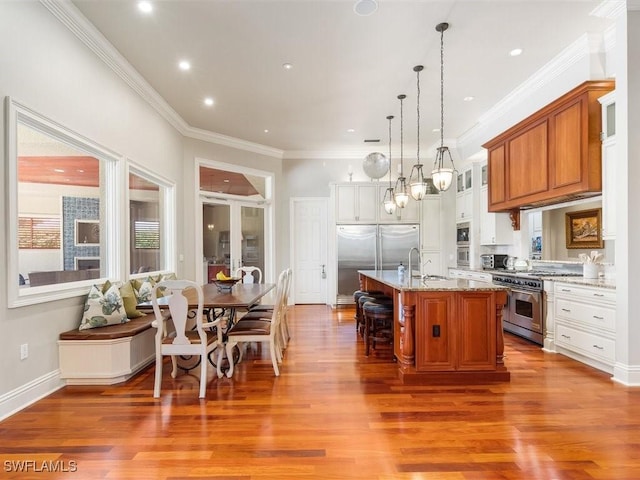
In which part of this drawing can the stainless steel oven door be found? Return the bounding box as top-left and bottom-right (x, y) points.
(457, 247), (470, 266)
(508, 288), (543, 334)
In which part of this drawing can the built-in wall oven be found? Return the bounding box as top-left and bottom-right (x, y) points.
(492, 273), (545, 345)
(457, 247), (470, 267)
(456, 222), (470, 266)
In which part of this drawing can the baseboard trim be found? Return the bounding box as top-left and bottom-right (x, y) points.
(612, 362), (640, 386)
(0, 370), (65, 421)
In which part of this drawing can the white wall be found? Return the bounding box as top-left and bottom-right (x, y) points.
(0, 2), (183, 413)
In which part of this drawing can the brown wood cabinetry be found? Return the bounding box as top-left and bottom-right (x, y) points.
(415, 291), (497, 372)
(483, 80), (614, 212)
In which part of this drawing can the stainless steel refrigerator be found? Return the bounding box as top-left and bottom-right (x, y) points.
(336, 224), (420, 304)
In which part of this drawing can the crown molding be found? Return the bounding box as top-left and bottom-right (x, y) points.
(185, 126), (283, 158)
(284, 149), (378, 160)
(41, 0), (284, 159)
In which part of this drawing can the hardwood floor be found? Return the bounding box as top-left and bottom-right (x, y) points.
(2, 304), (640, 479)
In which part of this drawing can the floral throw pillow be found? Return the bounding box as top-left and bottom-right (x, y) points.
(134, 276), (157, 303)
(78, 283), (129, 330)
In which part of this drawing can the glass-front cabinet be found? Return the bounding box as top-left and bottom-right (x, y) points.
(598, 91), (616, 240)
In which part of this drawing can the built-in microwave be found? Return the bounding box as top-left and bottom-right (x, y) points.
(457, 247), (470, 266)
(456, 222), (470, 245)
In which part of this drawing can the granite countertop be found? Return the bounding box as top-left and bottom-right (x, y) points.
(359, 270), (508, 292)
(449, 267), (616, 290)
(542, 276), (616, 290)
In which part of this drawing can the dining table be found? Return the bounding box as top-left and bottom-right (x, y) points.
(139, 281), (275, 318)
(137, 281), (276, 372)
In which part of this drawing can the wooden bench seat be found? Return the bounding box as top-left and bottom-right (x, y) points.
(58, 313), (159, 385)
(59, 314), (157, 341)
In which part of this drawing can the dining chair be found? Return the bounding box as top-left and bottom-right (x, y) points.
(247, 268), (292, 349)
(151, 280), (226, 398)
(224, 269), (287, 378)
(235, 266), (262, 284)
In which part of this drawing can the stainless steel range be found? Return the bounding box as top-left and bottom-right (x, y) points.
(491, 270), (582, 345)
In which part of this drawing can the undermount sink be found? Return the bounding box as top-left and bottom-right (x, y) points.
(421, 275), (448, 281)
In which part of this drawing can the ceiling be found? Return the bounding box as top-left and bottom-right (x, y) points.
(71, 0), (614, 159)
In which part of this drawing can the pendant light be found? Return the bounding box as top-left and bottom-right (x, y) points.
(382, 115), (396, 215)
(432, 22), (457, 192)
(394, 94), (409, 208)
(409, 65), (428, 200)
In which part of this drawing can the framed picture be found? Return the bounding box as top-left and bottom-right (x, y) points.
(565, 208), (603, 249)
(75, 219), (100, 246)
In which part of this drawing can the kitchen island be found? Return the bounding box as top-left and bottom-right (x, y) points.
(358, 270), (510, 384)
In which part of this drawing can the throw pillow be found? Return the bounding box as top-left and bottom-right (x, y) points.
(119, 280), (146, 319)
(78, 282), (129, 330)
(134, 276), (163, 303)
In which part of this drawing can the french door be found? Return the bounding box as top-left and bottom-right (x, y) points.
(202, 200), (266, 280)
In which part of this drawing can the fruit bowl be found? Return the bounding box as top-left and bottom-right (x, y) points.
(214, 278), (241, 292)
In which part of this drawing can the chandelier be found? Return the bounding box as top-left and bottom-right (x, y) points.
(382, 115), (396, 214)
(432, 22), (457, 192)
(409, 65), (428, 200)
(394, 94), (409, 208)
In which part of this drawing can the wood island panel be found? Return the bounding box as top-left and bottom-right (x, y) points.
(359, 270), (509, 384)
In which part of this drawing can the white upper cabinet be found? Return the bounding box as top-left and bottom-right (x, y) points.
(599, 91), (616, 240)
(456, 168), (473, 222)
(480, 184), (513, 245)
(335, 183), (378, 223)
(333, 183), (421, 224)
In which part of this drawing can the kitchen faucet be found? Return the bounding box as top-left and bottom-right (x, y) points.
(408, 247), (420, 285)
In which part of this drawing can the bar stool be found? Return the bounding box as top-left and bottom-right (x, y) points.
(353, 290), (383, 335)
(362, 299), (394, 357)
(356, 292), (390, 337)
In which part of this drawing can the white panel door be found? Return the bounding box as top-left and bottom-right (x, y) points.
(291, 198), (328, 304)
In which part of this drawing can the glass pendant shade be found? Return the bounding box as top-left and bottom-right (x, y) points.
(432, 146), (456, 192)
(394, 177), (409, 208)
(409, 163), (428, 200)
(383, 187), (396, 214)
(431, 168), (454, 191)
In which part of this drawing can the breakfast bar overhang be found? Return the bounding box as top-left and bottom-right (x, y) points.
(359, 270), (510, 384)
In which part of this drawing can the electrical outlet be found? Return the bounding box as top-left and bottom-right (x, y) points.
(20, 343), (28, 360)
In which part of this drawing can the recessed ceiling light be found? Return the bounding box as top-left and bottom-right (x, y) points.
(178, 60), (191, 71)
(510, 48), (523, 57)
(353, 0), (378, 16)
(347, 128), (355, 133)
(138, 1), (153, 14)
(204, 97), (214, 106)
(264, 129), (269, 133)
(463, 96), (474, 102)
(282, 63), (293, 70)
